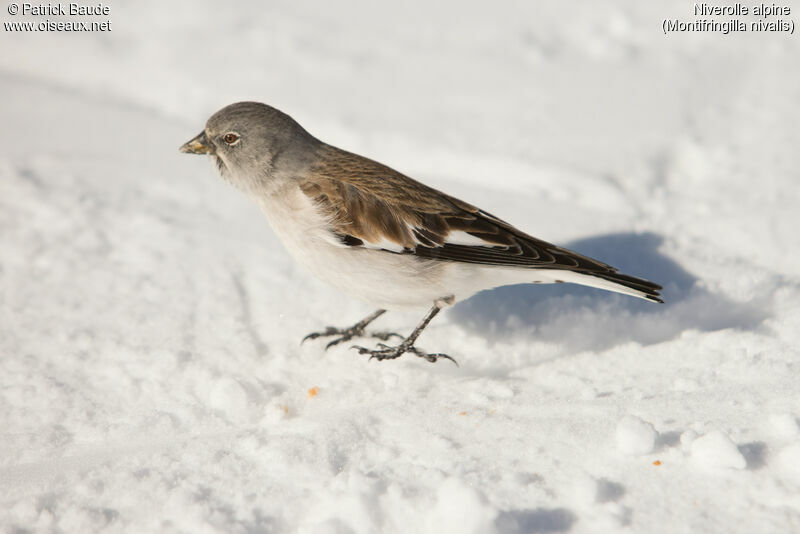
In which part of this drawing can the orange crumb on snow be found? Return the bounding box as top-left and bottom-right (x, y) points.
(653, 460), (662, 466)
(458, 411), (468, 416)
(307, 387), (319, 398)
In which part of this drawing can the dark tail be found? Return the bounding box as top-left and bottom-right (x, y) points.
(593, 272), (664, 303)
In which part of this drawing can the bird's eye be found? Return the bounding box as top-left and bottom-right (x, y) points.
(223, 132), (240, 145)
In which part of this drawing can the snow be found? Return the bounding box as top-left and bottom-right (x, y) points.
(777, 443), (800, 483)
(2, 1), (800, 533)
(615, 415), (657, 456)
(424, 478), (499, 534)
(690, 431), (748, 471)
(767, 413), (800, 439)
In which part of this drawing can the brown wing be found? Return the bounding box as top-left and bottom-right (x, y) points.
(301, 145), (663, 301)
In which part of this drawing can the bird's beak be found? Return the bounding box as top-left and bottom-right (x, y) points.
(180, 131), (214, 155)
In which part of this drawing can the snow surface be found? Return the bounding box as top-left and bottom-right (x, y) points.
(2, 1), (800, 532)
(690, 431), (748, 471)
(615, 416), (657, 456)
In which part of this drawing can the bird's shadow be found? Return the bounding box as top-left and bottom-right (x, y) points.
(450, 232), (769, 352)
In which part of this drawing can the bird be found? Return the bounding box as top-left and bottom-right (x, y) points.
(180, 102), (662, 364)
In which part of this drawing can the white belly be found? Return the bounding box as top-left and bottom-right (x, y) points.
(256, 186), (455, 310)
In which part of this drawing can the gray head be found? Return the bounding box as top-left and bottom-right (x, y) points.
(180, 102), (320, 191)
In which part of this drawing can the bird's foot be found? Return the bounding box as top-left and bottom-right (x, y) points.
(302, 326), (402, 350)
(352, 342), (458, 366)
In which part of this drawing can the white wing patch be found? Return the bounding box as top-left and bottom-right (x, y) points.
(443, 231), (492, 247)
(333, 218), (499, 254)
(360, 226), (495, 253)
(361, 237), (407, 253)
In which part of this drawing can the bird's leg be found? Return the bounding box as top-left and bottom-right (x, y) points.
(302, 309), (402, 350)
(352, 300), (457, 365)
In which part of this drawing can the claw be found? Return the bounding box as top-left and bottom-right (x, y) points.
(302, 310), (391, 348)
(422, 352), (458, 366)
(408, 346), (458, 365)
(302, 326), (338, 344)
(351, 342), (458, 365)
(306, 308), (455, 364)
(371, 331), (403, 341)
(325, 337), (346, 350)
(303, 327), (398, 348)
